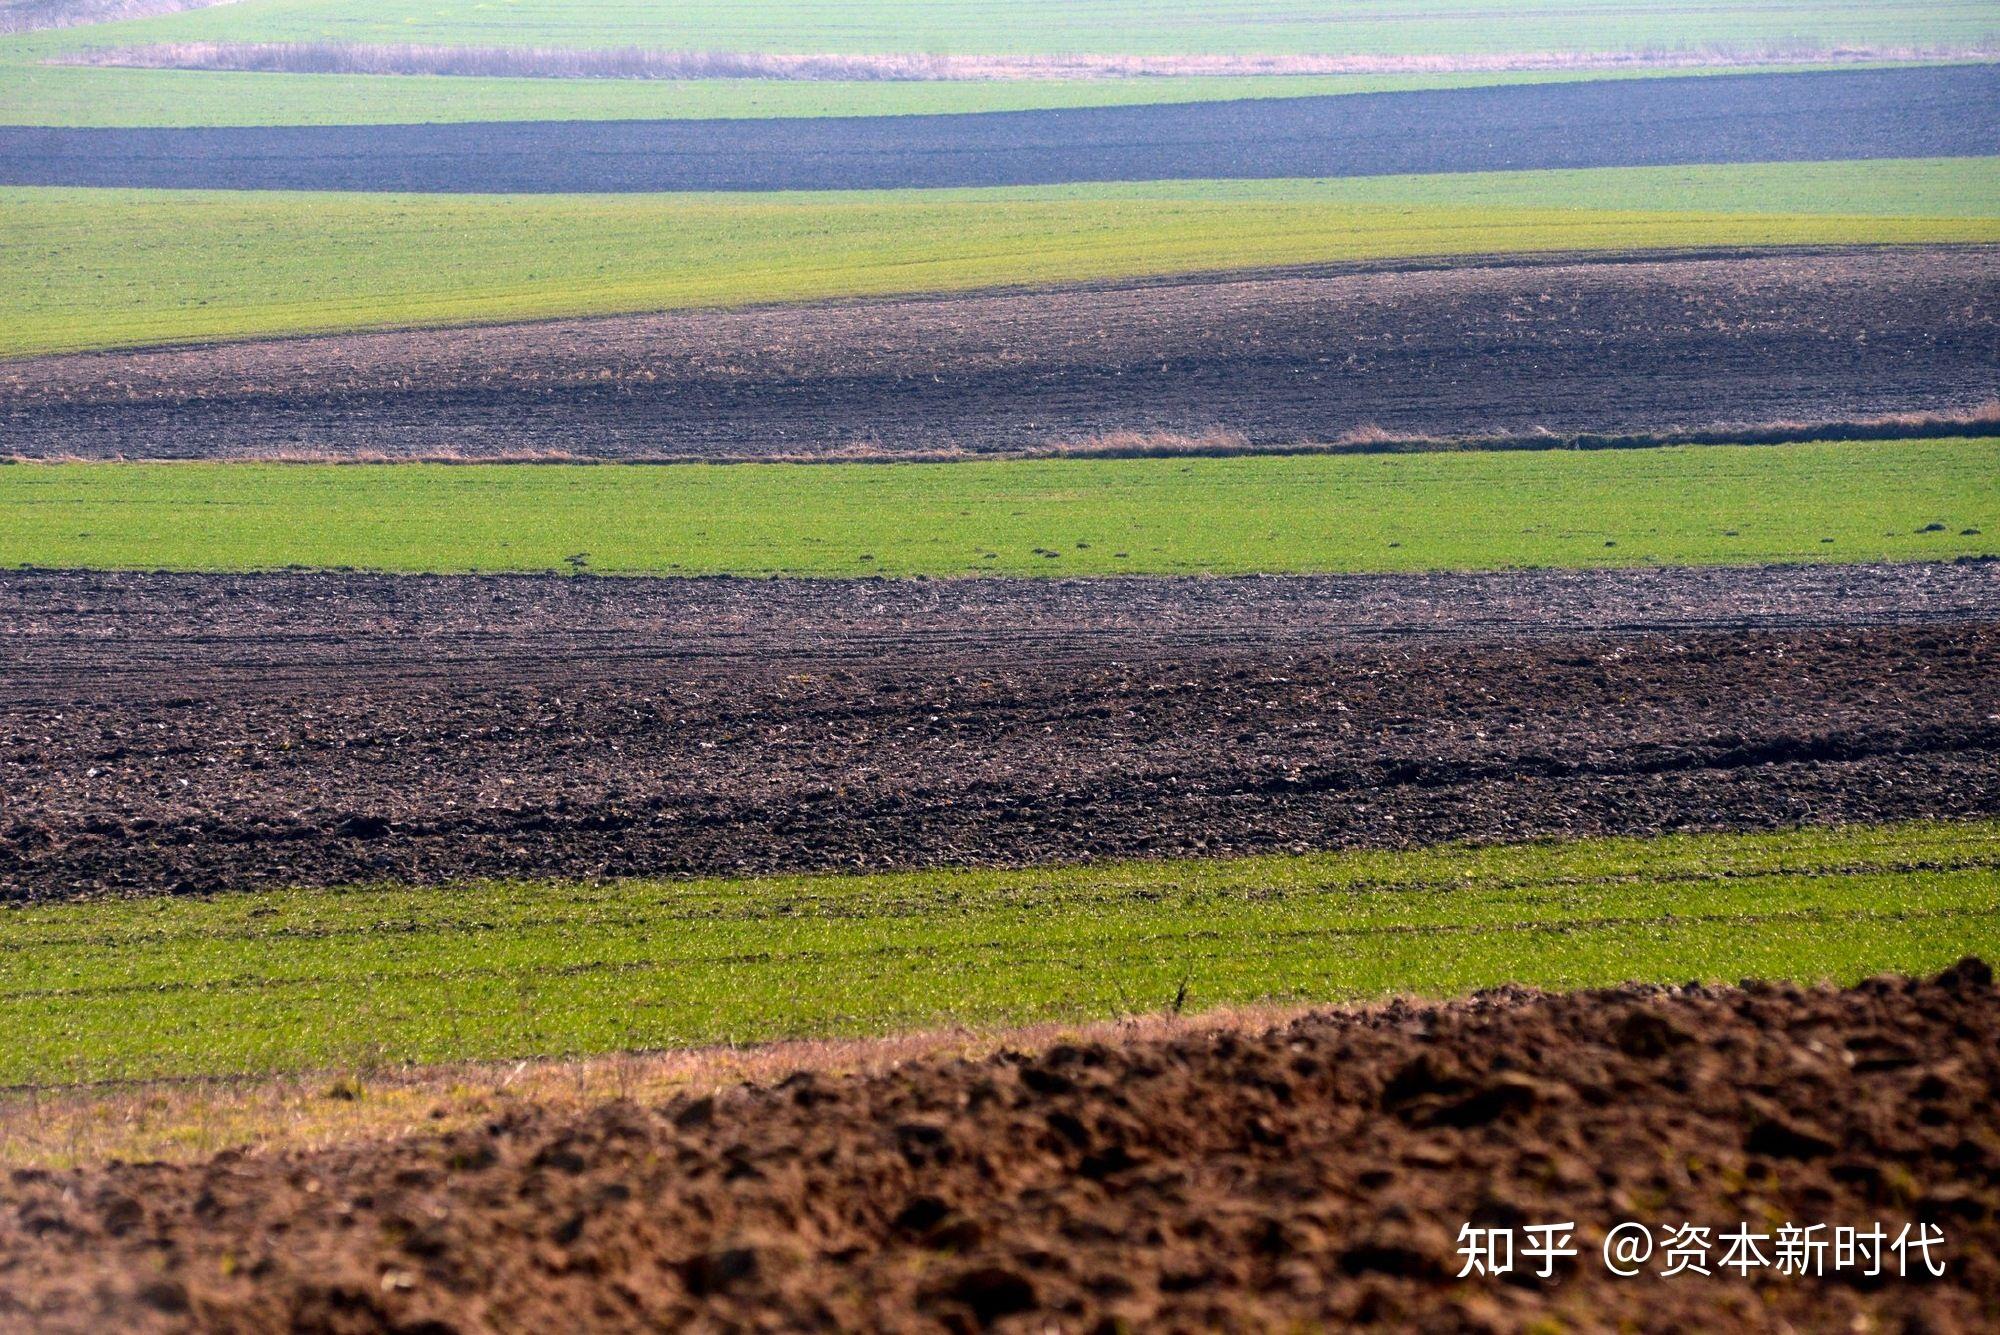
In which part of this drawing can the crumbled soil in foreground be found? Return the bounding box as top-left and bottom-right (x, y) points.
(4, 562), (1997, 901)
(2, 963), (1994, 1332)
(5, 247), (1994, 459)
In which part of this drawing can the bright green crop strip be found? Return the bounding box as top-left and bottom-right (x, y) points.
(1, 820), (1994, 1085)
(6, 157), (1997, 357)
(2, 440), (1994, 576)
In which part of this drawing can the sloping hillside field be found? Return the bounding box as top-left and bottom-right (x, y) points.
(3, 66), (1994, 192)
(8, 247), (1992, 458)
(8, 155), (1999, 359)
(4, 5), (1999, 1329)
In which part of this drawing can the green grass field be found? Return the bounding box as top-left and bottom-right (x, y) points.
(3, 440), (1993, 576)
(7, 158), (1996, 357)
(2, 820), (1993, 1086)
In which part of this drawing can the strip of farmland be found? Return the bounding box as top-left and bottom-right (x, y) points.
(0, 440), (1992, 576)
(0, 821), (1994, 1086)
(0, 63), (1966, 129)
(1, 65), (1993, 192)
(4, 561), (1996, 901)
(11, 0), (1985, 55)
(8, 247), (1990, 460)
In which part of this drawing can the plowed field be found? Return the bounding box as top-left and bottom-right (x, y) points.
(6, 560), (1996, 901)
(3, 65), (1991, 192)
(6, 247), (1994, 460)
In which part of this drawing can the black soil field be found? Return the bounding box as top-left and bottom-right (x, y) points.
(6, 248), (1994, 460)
(4, 963), (1996, 1332)
(1, 64), (1992, 192)
(4, 561), (1996, 901)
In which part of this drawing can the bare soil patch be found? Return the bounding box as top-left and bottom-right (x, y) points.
(3, 561), (1995, 902)
(6, 248), (1994, 460)
(2, 963), (1994, 1331)
(2, 64), (1990, 192)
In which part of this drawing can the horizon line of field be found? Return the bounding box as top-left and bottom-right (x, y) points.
(2, 817), (1994, 1088)
(12, 0), (1989, 54)
(1, 438), (1992, 578)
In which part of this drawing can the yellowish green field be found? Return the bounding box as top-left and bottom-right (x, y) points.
(6, 158), (1997, 358)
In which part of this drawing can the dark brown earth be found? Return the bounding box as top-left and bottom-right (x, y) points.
(4, 561), (1996, 902)
(5, 248), (1995, 460)
(2, 962), (1994, 1333)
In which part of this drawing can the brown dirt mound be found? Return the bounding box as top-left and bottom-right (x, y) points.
(2, 962), (1993, 1332)
(5, 247), (1995, 460)
(5, 563), (1998, 901)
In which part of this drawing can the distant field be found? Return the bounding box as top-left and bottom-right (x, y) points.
(13, 0), (1988, 57)
(0, 62), (1903, 128)
(3, 819), (1995, 1085)
(6, 157), (1996, 357)
(12, 66), (1992, 195)
(0, 0), (1986, 125)
(1, 440), (1992, 576)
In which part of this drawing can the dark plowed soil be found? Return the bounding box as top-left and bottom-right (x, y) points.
(2, 65), (1991, 192)
(4, 963), (1995, 1332)
(5, 248), (1994, 460)
(4, 561), (1996, 902)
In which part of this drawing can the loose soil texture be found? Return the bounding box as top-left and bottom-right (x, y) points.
(1, 962), (1994, 1331)
(4, 561), (1996, 901)
(5, 248), (1994, 460)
